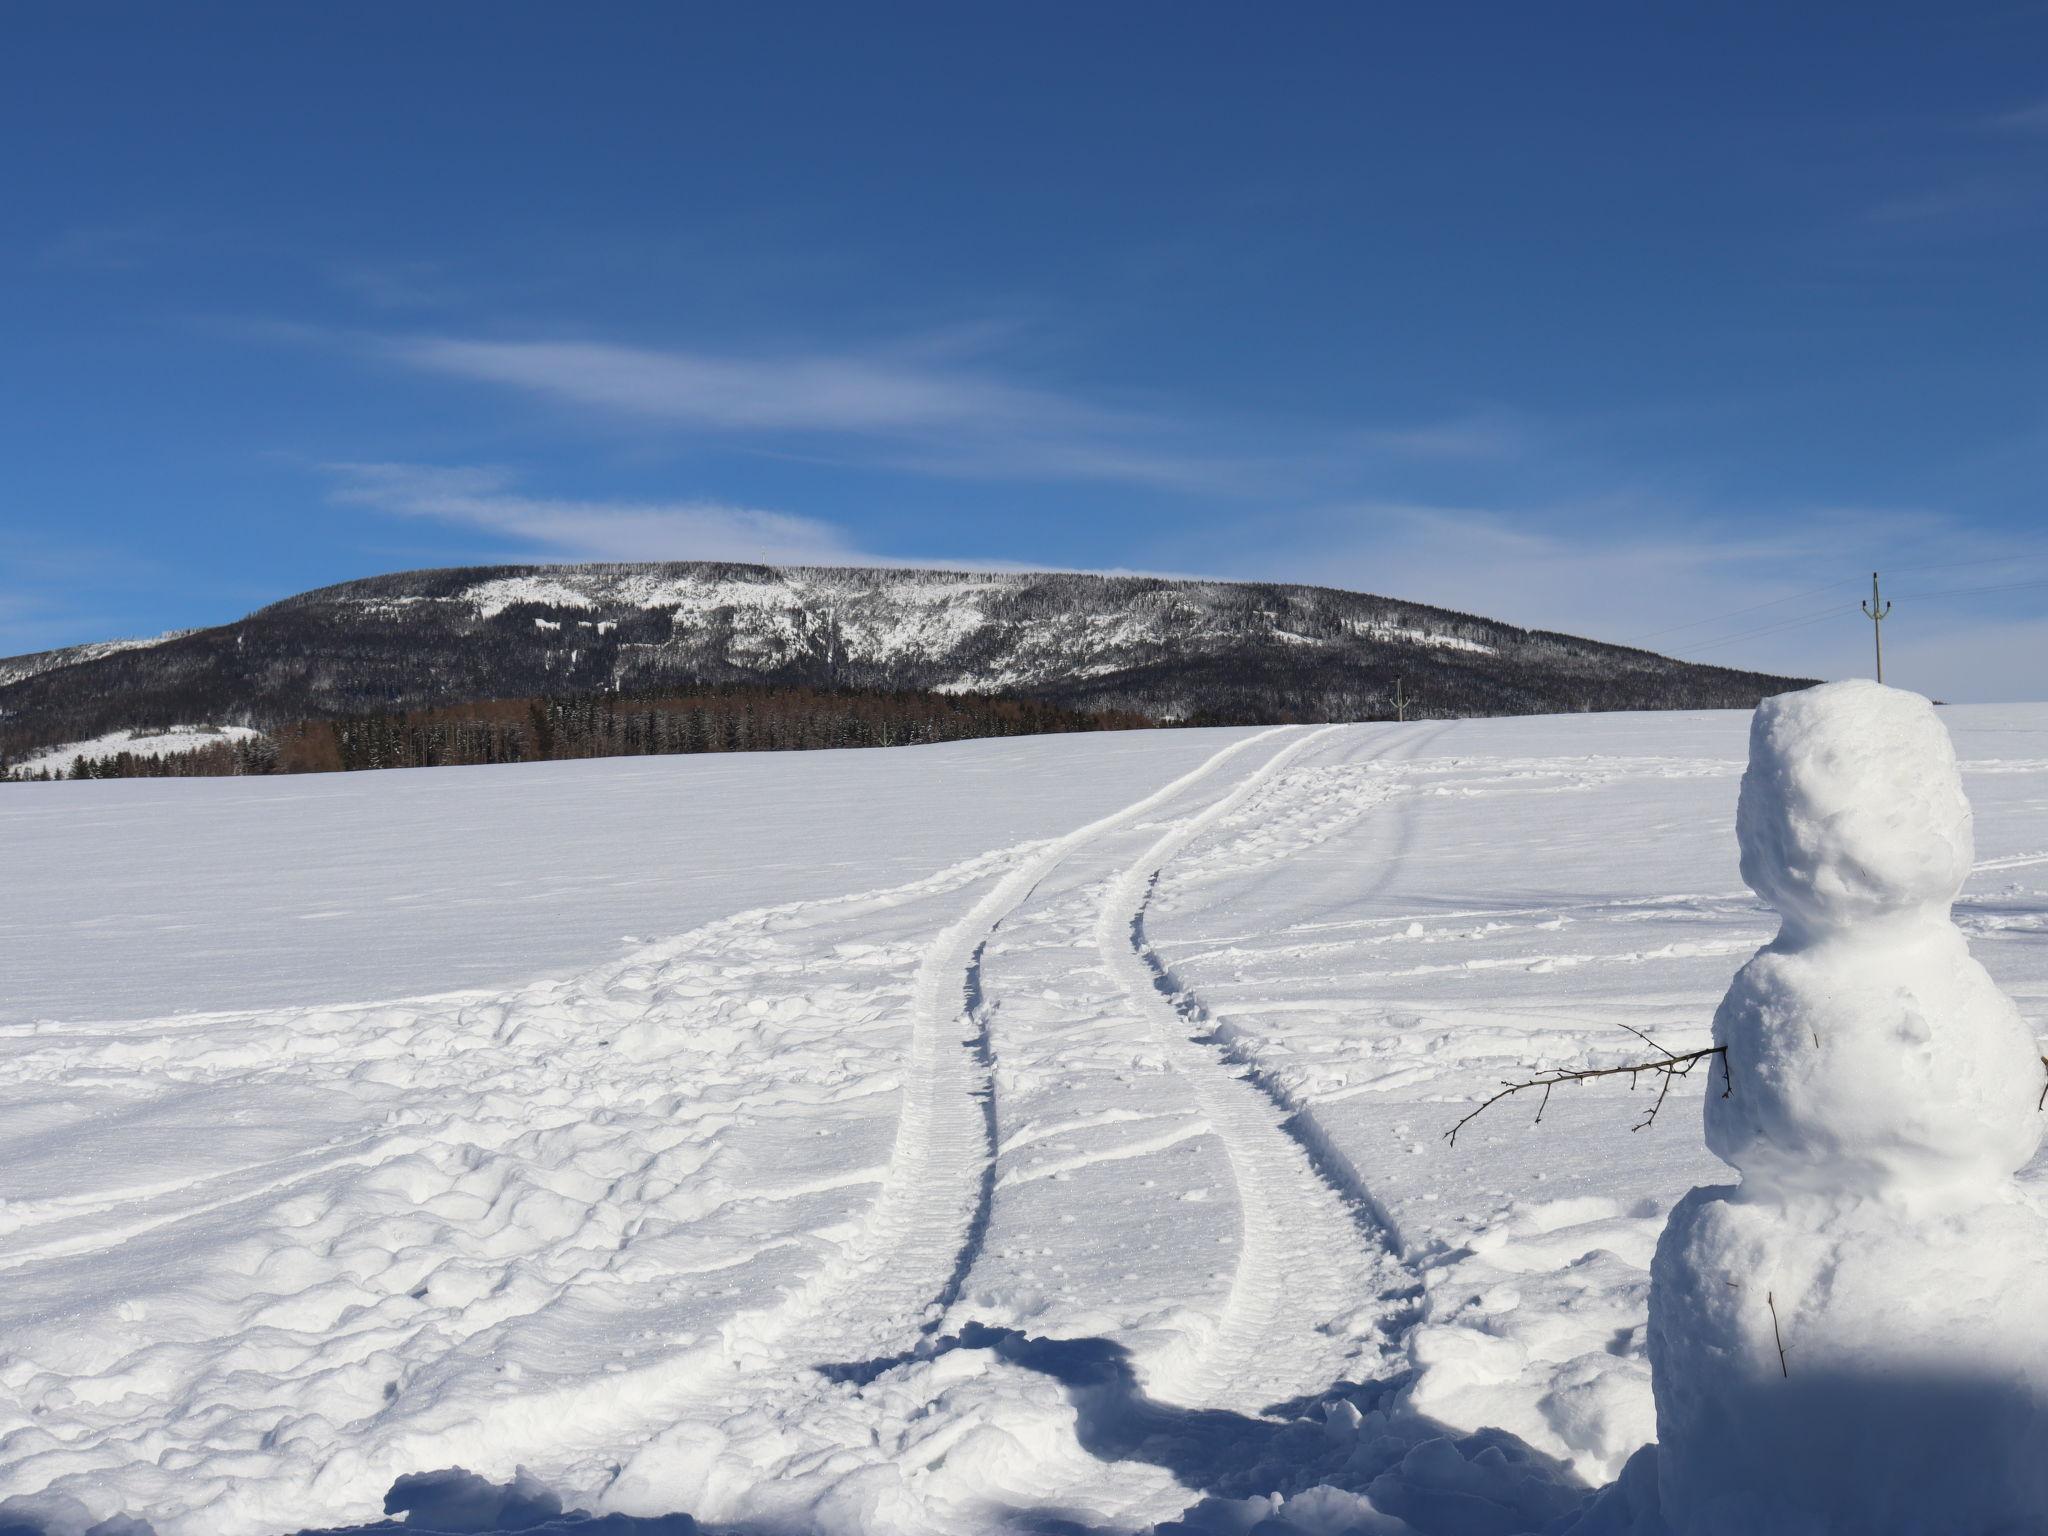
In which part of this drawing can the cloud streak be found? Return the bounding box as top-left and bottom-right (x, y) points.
(1992, 98), (2048, 133)
(1346, 416), (1526, 461)
(326, 462), (869, 565)
(1206, 498), (2048, 702)
(374, 333), (1278, 492)
(323, 323), (1539, 496)
(390, 336), (1105, 435)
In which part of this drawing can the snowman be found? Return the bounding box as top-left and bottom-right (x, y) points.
(1647, 680), (2048, 1534)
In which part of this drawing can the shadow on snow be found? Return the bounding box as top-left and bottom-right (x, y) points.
(2, 1327), (1621, 1536)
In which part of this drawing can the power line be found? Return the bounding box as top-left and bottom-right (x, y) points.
(1620, 578), (1848, 646)
(1888, 575), (2048, 603)
(1892, 551), (2048, 578)
(1671, 603), (1858, 660)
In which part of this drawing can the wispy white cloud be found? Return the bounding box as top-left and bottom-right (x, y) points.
(325, 462), (870, 565)
(389, 336), (1113, 436)
(1346, 415), (1527, 461)
(324, 259), (456, 311)
(314, 324), (1538, 494)
(1991, 97), (2048, 133)
(1204, 498), (2048, 702)
(373, 333), (1268, 492)
(1865, 175), (2035, 227)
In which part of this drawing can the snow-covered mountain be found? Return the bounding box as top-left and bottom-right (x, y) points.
(0, 563), (1805, 759)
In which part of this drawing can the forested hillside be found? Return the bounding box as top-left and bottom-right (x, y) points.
(0, 562), (1810, 770)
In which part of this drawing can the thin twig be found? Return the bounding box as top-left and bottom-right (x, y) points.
(2038, 1056), (2047, 1113)
(1767, 1290), (1789, 1378)
(1443, 1043), (1729, 1146)
(1616, 1021), (1676, 1057)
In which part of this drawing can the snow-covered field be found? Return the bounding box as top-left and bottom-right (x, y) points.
(3, 708), (2044, 1535)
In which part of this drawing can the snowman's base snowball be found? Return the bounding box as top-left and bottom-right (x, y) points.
(1647, 1185), (2048, 1535)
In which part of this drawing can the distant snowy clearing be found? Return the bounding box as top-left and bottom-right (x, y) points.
(8, 723), (261, 779)
(2, 709), (2044, 1535)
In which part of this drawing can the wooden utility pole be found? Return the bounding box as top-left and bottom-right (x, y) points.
(1861, 571), (1891, 684)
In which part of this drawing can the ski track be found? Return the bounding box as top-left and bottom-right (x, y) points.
(663, 727), (1293, 1387)
(1160, 724), (1461, 1269)
(594, 723), (1425, 1533)
(581, 729), (1303, 1525)
(867, 722), (1433, 1532)
(1087, 724), (1397, 1411)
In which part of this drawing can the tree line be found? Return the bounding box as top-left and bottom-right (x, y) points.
(3, 684), (1153, 781)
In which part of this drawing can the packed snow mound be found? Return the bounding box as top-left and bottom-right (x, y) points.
(1650, 1186), (2048, 1534)
(1704, 924), (2042, 1194)
(1709, 683), (2042, 1194)
(1735, 680), (1973, 938)
(1652, 682), (2048, 1535)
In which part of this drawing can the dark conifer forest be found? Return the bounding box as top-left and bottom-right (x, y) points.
(4, 686), (1149, 780)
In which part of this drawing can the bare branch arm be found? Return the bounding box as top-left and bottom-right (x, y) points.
(1444, 1044), (1728, 1147)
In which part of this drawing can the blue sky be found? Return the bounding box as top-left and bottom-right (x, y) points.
(6, 3), (2048, 698)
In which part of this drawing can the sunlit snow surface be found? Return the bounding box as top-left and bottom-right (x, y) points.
(1, 709), (2043, 1535)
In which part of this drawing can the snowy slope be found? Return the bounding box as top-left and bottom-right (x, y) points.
(0, 563), (1805, 762)
(2, 709), (2043, 1536)
(0, 631), (190, 689)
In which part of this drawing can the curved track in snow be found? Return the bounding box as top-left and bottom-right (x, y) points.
(684, 729), (1294, 1385)
(587, 729), (1307, 1523)
(1089, 724), (1404, 1413)
(878, 722), (1423, 1531)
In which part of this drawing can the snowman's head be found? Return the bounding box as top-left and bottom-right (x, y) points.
(1737, 680), (1973, 939)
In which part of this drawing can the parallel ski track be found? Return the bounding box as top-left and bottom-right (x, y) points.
(1194, 720), (1458, 1263)
(649, 729), (1295, 1408)
(598, 724), (1421, 1525)
(495, 723), (1436, 1526)
(1088, 724), (1405, 1411)
(939, 724), (1418, 1531)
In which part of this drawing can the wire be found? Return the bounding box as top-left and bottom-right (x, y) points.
(1673, 604), (1856, 660)
(1620, 578), (1850, 646)
(1887, 575), (2048, 603)
(1890, 551), (2048, 578)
